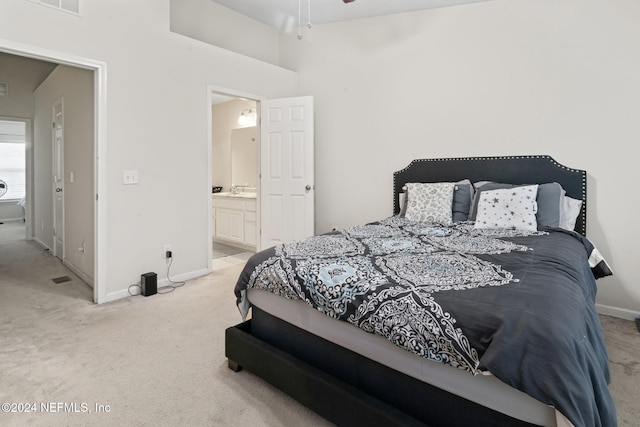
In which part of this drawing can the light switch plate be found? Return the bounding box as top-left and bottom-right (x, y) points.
(123, 170), (139, 185)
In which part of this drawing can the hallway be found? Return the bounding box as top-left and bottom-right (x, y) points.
(0, 220), (92, 304)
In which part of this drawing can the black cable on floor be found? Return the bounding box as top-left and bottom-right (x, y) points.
(157, 256), (185, 294)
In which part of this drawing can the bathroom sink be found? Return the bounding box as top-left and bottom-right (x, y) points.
(213, 192), (257, 198)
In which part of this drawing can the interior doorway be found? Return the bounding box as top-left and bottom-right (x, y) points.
(0, 40), (107, 303)
(208, 87), (263, 271)
(0, 118), (28, 228)
(206, 87), (315, 271)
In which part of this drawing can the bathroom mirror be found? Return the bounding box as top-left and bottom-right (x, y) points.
(231, 126), (257, 189)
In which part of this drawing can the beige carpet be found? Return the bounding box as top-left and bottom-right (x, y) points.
(0, 222), (331, 427)
(1, 221), (638, 427)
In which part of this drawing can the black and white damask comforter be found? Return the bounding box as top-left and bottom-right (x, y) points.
(234, 217), (616, 427)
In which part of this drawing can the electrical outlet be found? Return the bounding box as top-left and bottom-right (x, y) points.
(163, 244), (172, 259)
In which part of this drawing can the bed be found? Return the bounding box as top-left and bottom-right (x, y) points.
(225, 155), (615, 427)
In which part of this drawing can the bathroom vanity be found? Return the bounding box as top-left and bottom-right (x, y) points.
(212, 192), (257, 251)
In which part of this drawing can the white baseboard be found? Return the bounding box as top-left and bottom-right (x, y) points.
(102, 288), (132, 304)
(32, 237), (52, 252)
(158, 267), (211, 287)
(596, 303), (640, 321)
(29, 239), (94, 289)
(102, 267), (212, 304)
(62, 259), (94, 288)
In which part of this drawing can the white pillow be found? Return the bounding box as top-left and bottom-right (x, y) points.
(474, 185), (539, 231)
(405, 182), (455, 224)
(560, 196), (583, 231)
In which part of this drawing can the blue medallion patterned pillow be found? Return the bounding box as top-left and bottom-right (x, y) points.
(474, 185), (539, 231)
(405, 182), (455, 224)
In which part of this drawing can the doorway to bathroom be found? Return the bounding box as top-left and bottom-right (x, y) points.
(207, 86), (315, 271)
(209, 90), (259, 269)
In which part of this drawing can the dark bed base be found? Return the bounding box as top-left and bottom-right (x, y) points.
(225, 307), (539, 427)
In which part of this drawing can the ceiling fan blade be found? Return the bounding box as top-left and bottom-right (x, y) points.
(343, 0), (356, 3)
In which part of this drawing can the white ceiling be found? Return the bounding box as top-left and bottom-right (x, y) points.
(0, 52), (58, 93)
(210, 93), (235, 105)
(211, 0), (488, 31)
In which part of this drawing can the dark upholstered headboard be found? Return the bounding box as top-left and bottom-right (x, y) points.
(393, 155), (587, 235)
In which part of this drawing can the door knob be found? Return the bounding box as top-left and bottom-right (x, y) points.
(305, 185), (312, 191)
(56, 188), (62, 192)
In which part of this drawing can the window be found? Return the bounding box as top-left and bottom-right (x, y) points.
(0, 120), (26, 201)
(26, 0), (80, 15)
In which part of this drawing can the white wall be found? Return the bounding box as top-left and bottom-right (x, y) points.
(278, 0), (640, 317)
(32, 82), (53, 250)
(0, 0), (298, 302)
(170, 0), (281, 67)
(34, 65), (94, 281)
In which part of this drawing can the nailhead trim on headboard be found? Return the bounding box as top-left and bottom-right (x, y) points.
(393, 155), (587, 235)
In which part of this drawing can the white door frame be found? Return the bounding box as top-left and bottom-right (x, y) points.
(0, 38), (107, 304)
(206, 85), (265, 271)
(52, 97), (64, 259)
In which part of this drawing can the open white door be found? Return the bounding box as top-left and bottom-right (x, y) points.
(260, 96), (314, 250)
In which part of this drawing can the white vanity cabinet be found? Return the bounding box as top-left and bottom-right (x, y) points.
(243, 204), (257, 247)
(212, 194), (257, 250)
